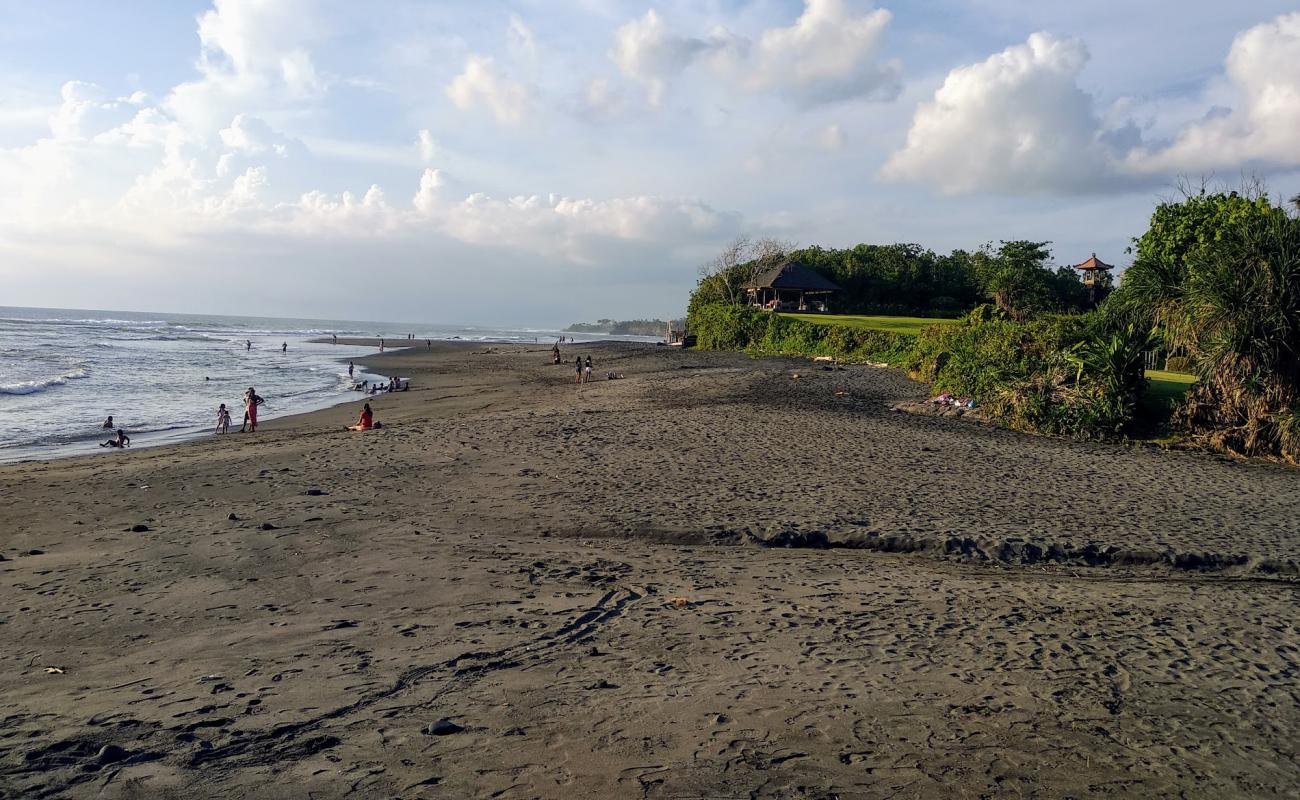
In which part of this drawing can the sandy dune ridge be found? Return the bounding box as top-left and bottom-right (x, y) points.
(0, 342), (1296, 799)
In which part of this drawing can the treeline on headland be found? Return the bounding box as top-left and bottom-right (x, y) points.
(687, 190), (1300, 463)
(565, 319), (672, 337)
(689, 237), (1106, 319)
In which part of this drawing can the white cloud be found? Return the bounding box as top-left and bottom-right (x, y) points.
(412, 167), (443, 214)
(165, 0), (328, 132)
(883, 12), (1300, 196)
(49, 82), (138, 140)
(745, 0), (901, 105)
(1127, 12), (1300, 173)
(609, 9), (741, 106)
(416, 129), (438, 163)
(881, 33), (1136, 194)
(219, 114), (291, 156)
(446, 55), (533, 126)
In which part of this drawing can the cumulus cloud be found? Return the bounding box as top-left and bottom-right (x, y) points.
(607, 2), (899, 107)
(1127, 12), (1300, 173)
(166, 0), (328, 131)
(446, 55), (533, 126)
(219, 114), (292, 156)
(745, 0), (901, 105)
(609, 9), (742, 106)
(49, 81), (140, 140)
(884, 12), (1300, 195)
(881, 33), (1139, 194)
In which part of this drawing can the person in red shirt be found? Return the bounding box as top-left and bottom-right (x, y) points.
(348, 403), (374, 431)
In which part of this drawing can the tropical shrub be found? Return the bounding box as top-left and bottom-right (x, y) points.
(688, 304), (915, 364)
(1107, 191), (1300, 462)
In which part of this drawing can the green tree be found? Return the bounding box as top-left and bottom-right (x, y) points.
(1107, 190), (1300, 461)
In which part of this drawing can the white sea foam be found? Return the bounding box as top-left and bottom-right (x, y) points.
(0, 367), (90, 395)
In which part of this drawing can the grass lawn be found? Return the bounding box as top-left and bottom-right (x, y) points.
(780, 313), (960, 336)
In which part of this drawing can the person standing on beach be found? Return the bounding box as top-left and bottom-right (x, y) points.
(215, 404), (231, 434)
(332, 333), (338, 344)
(584, 356), (593, 383)
(575, 356), (583, 384)
(243, 387), (264, 432)
(379, 337), (385, 352)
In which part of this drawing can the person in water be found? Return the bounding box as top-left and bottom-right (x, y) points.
(246, 340), (251, 351)
(348, 361), (355, 378)
(102, 415), (114, 429)
(100, 429), (130, 448)
(242, 387), (265, 432)
(215, 403), (231, 434)
(281, 342), (287, 353)
(347, 403), (374, 431)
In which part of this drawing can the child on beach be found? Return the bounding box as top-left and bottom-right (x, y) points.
(102, 415), (114, 429)
(215, 404), (231, 434)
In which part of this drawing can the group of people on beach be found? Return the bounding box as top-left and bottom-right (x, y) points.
(99, 415), (130, 449)
(214, 387), (264, 434)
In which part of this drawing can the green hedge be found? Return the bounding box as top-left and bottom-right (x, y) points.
(689, 303), (1150, 440)
(688, 304), (917, 364)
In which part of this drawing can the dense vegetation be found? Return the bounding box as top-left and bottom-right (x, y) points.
(687, 190), (1300, 460)
(1106, 191), (1300, 461)
(565, 318), (671, 336)
(690, 238), (1103, 318)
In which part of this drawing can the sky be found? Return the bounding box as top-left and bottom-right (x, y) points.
(1, 0), (1298, 326)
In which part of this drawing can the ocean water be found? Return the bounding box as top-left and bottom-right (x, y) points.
(0, 306), (650, 463)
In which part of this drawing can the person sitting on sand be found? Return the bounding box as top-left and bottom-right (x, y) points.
(215, 404), (231, 434)
(102, 415), (114, 429)
(347, 403), (374, 431)
(100, 429), (130, 448)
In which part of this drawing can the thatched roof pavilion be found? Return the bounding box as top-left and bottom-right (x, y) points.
(744, 260), (842, 313)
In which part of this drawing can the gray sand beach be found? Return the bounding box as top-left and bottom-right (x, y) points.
(1, 342), (1297, 799)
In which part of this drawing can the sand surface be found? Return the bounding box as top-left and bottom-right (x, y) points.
(1, 342), (1297, 799)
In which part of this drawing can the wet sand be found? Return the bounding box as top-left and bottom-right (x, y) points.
(1, 342), (1297, 799)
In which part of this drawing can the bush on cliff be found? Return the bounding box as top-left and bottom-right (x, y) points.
(688, 304), (916, 364)
(907, 309), (1151, 438)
